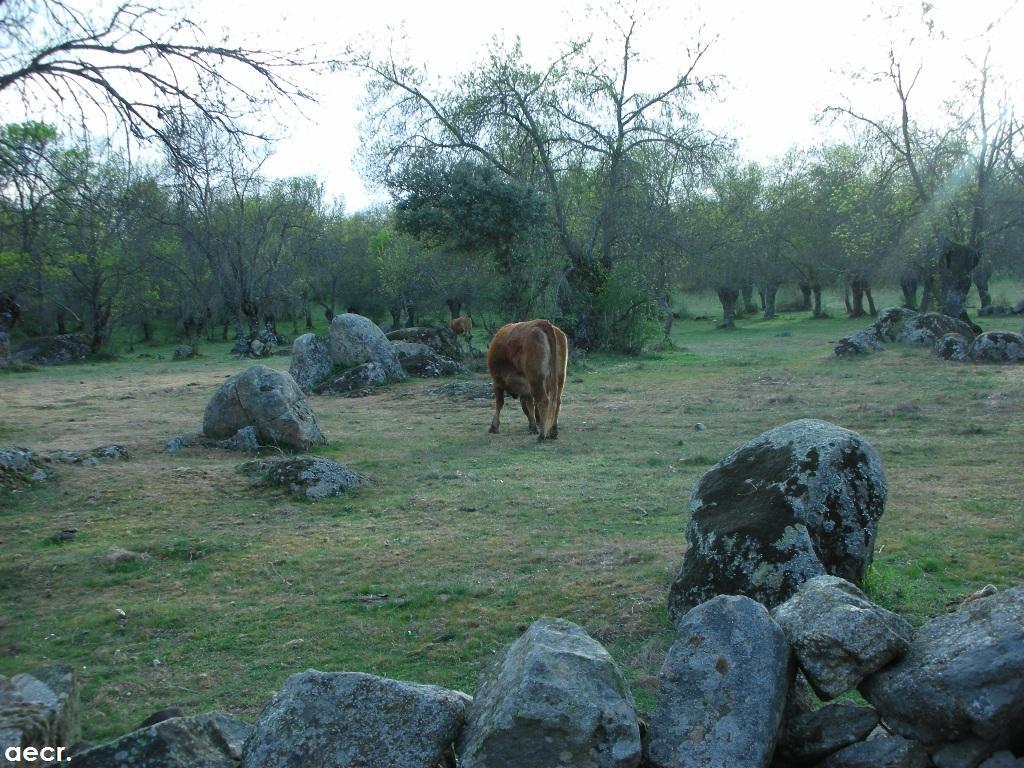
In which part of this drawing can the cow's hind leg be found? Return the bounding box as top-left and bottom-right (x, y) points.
(531, 382), (551, 442)
(520, 396), (538, 434)
(489, 386), (505, 434)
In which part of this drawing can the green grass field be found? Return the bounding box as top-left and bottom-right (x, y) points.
(2, 286), (1023, 742)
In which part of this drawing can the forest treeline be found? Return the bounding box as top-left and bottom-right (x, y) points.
(1, 2), (1022, 354)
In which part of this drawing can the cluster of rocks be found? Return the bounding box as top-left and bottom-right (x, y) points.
(238, 456), (365, 500)
(835, 306), (1024, 363)
(9, 334), (90, 366)
(290, 314), (466, 396)
(233, 323), (287, 359)
(1, 444), (129, 489)
(172, 344), (195, 361)
(977, 299), (1024, 316)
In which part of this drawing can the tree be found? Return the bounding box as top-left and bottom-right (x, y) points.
(0, 0), (312, 171)
(350, 8), (723, 347)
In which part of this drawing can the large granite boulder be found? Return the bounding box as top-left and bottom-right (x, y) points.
(872, 307), (919, 342)
(13, 334), (89, 365)
(288, 334), (332, 393)
(775, 701), (880, 766)
(968, 331), (1024, 363)
(241, 670), (470, 768)
(834, 329), (885, 357)
(646, 595), (791, 768)
(818, 736), (930, 768)
(458, 618), (641, 768)
(386, 326), (460, 360)
(934, 333), (971, 362)
(328, 313), (405, 380)
(239, 457), (365, 500)
(74, 711), (250, 767)
(667, 419), (887, 621)
(202, 365), (325, 450)
(894, 312), (977, 346)
(0, 665), (79, 758)
(860, 583), (1024, 754)
(771, 576), (912, 700)
(400, 351), (468, 378)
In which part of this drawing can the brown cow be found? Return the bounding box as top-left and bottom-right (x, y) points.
(450, 314), (473, 339)
(487, 319), (568, 441)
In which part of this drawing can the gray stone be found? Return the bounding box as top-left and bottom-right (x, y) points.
(977, 305), (1013, 316)
(202, 365), (325, 450)
(894, 312), (977, 346)
(834, 329), (884, 357)
(646, 595), (791, 768)
(44, 445), (128, 465)
(969, 331), (1024, 363)
(935, 333), (971, 362)
(777, 702), (880, 765)
(218, 426), (260, 453)
(0, 665), (80, 756)
(772, 576), (912, 700)
(668, 420), (887, 620)
(288, 334), (332, 393)
(391, 340), (434, 359)
(240, 457), (365, 500)
(315, 361), (388, 395)
(74, 711), (250, 767)
(328, 313), (406, 379)
(103, 547), (146, 566)
(172, 345), (194, 361)
(932, 738), (996, 768)
(242, 670), (469, 768)
(979, 752), (1024, 768)
(0, 446), (48, 487)
(399, 350), (468, 378)
(13, 334), (89, 365)
(818, 736), (929, 768)
(860, 583), (1024, 752)
(386, 326), (461, 359)
(164, 436), (193, 454)
(872, 307), (919, 341)
(459, 618), (641, 768)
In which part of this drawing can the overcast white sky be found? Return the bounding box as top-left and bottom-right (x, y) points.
(193, 0), (1022, 210)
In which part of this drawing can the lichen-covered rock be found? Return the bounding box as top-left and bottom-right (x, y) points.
(386, 326), (461, 360)
(1, 666), (80, 759)
(776, 701), (880, 765)
(667, 419), (887, 620)
(314, 361), (388, 396)
(164, 436), (194, 454)
(834, 329), (885, 357)
(930, 738), (996, 768)
(969, 331), (1024, 363)
(860, 583), (1024, 753)
(13, 334), (89, 365)
(217, 426), (260, 453)
(894, 312), (977, 346)
(400, 351), (468, 378)
(328, 313), (406, 380)
(872, 307), (919, 342)
(646, 595), (791, 768)
(934, 333), (971, 362)
(818, 735), (930, 768)
(242, 670), (469, 768)
(172, 344), (194, 361)
(202, 365), (325, 450)
(458, 618), (641, 768)
(240, 457), (365, 500)
(771, 576), (912, 700)
(74, 711), (250, 768)
(0, 446), (48, 488)
(288, 334), (332, 393)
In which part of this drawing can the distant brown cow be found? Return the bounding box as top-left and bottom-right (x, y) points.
(487, 319), (568, 441)
(450, 314), (472, 342)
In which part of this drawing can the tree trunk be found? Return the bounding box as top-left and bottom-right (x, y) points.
(141, 321), (153, 342)
(866, 287), (877, 316)
(717, 287), (738, 330)
(848, 274), (869, 318)
(657, 295), (673, 339)
(389, 307), (401, 328)
(741, 285), (757, 315)
(304, 306), (313, 330)
(56, 311), (67, 335)
(798, 282), (812, 311)
(761, 282), (779, 320)
(939, 242), (980, 318)
(900, 273), (919, 310)
(231, 317), (248, 356)
(974, 261), (992, 309)
(811, 285), (825, 318)
(446, 298), (462, 320)
(405, 301), (416, 328)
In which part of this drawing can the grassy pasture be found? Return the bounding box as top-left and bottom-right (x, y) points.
(1, 288), (1023, 742)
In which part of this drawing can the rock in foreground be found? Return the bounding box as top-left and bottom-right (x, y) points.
(668, 419), (887, 620)
(242, 670), (469, 768)
(0, 665), (80, 757)
(969, 331), (1024, 363)
(202, 365), (325, 450)
(646, 595), (791, 768)
(240, 457), (365, 500)
(458, 618), (641, 768)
